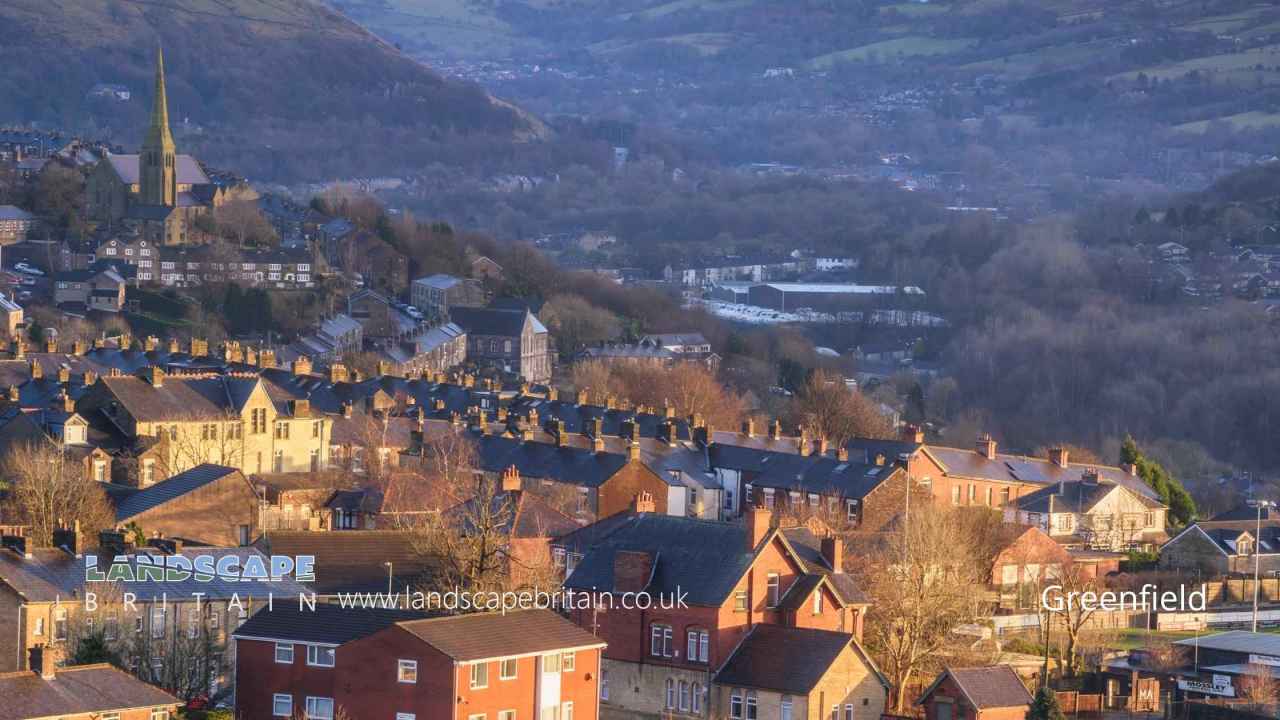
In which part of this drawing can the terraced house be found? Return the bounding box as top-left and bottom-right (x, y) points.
(77, 367), (331, 480)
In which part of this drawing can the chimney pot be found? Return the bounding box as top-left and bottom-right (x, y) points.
(977, 434), (997, 459)
(1049, 447), (1069, 469)
(821, 536), (843, 573)
(746, 507), (772, 550)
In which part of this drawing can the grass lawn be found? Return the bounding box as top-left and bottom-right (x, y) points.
(1113, 44), (1280, 82)
(1175, 111), (1280, 133)
(809, 36), (976, 68)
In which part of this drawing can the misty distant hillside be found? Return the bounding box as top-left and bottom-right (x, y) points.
(0, 0), (542, 180)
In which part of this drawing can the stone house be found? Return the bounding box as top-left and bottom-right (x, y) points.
(1159, 519), (1280, 577)
(1007, 472), (1167, 552)
(0, 654), (179, 720)
(107, 463), (260, 546)
(53, 266), (127, 313)
(449, 306), (552, 383)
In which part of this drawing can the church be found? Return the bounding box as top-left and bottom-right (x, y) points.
(86, 47), (241, 246)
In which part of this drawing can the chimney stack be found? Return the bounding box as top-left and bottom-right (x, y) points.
(145, 335), (159, 352)
(612, 550), (653, 593)
(169, 337), (180, 354)
(501, 466), (521, 493)
(45, 337), (57, 353)
(837, 446), (849, 462)
(1048, 447), (1069, 469)
(976, 433), (997, 459)
(72, 340), (86, 356)
(627, 440), (641, 462)
(632, 491), (656, 514)
(57, 365), (70, 384)
(620, 419), (637, 442)
(143, 366), (164, 388)
(798, 431), (811, 457)
(553, 420), (567, 447)
(292, 356), (313, 376)
(593, 436), (606, 454)
(659, 420), (676, 446)
(259, 349), (277, 369)
(746, 507), (772, 550)
(29, 359), (41, 380)
(742, 418), (755, 437)
(900, 424), (925, 444)
(1123, 462), (1138, 477)
(329, 363), (348, 384)
(576, 388), (589, 406)
(342, 402), (353, 419)
(290, 399), (310, 418)
(769, 419), (782, 440)
(821, 536), (843, 573)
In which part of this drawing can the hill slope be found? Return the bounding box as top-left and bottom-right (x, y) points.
(0, 0), (539, 180)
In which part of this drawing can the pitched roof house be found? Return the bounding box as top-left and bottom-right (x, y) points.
(917, 666), (1033, 720)
(1009, 473), (1167, 551)
(1160, 519), (1280, 577)
(0, 650), (179, 720)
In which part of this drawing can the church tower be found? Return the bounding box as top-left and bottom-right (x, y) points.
(140, 45), (177, 207)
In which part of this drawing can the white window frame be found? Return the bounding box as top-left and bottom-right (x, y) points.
(275, 643), (294, 664)
(306, 644), (335, 668)
(500, 658), (518, 680)
(273, 694), (293, 717)
(470, 662), (489, 689)
(304, 696), (334, 720)
(398, 659), (418, 683)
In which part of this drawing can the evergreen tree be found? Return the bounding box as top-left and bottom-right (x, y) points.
(70, 630), (122, 667)
(1120, 435), (1197, 526)
(1028, 687), (1066, 720)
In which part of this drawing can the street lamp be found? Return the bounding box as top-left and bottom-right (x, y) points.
(1249, 499), (1276, 632)
(384, 561), (394, 599)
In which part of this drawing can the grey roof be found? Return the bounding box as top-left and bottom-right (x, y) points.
(449, 306), (541, 337)
(0, 664), (179, 720)
(924, 446), (1158, 499)
(232, 603), (428, 646)
(0, 205), (35, 221)
(105, 153), (209, 185)
(714, 625), (857, 693)
(1169, 521), (1280, 556)
(113, 464), (243, 521)
(1174, 631), (1280, 656)
(920, 666), (1033, 709)
(398, 610), (605, 660)
(749, 453), (899, 500)
(1014, 479), (1165, 514)
(414, 273), (462, 290)
(475, 435), (666, 488)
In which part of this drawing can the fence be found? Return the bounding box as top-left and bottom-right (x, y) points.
(1167, 700), (1280, 720)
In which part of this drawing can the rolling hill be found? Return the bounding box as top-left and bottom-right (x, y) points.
(0, 0), (543, 180)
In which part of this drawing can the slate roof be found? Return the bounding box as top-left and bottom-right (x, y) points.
(475, 434), (659, 488)
(0, 205), (34, 221)
(1014, 479), (1165, 514)
(253, 530), (430, 595)
(1174, 630), (1280, 657)
(414, 273), (462, 290)
(232, 603), (428, 646)
(444, 490), (581, 539)
(1167, 520), (1280, 556)
(450, 306), (542, 337)
(398, 609), (605, 661)
(714, 625), (865, 694)
(749, 453), (900, 500)
(1210, 505), (1280, 522)
(113, 464), (243, 521)
(924, 446), (1158, 500)
(920, 666), (1033, 709)
(0, 664), (178, 720)
(99, 374), (272, 421)
(105, 153), (209, 185)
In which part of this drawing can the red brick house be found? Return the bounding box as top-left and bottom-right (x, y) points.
(556, 507), (879, 718)
(232, 605), (605, 720)
(0, 647), (179, 720)
(917, 666), (1032, 720)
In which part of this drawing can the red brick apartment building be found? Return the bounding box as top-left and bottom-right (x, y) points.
(233, 604), (605, 720)
(555, 507), (887, 719)
(0, 646), (179, 720)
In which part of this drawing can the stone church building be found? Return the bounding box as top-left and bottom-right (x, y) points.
(86, 47), (248, 245)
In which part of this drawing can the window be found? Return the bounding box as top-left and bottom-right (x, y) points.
(1144, 512), (1155, 527)
(304, 697), (334, 720)
(767, 572), (780, 607)
(273, 694), (293, 717)
(1000, 487), (1011, 505)
(501, 658), (518, 679)
(665, 678), (676, 709)
(731, 691), (744, 720)
(781, 696), (793, 720)
(968, 484), (976, 503)
(306, 645), (335, 667)
(33, 617), (44, 636)
(847, 500), (857, 521)
(845, 704), (854, 720)
(398, 715), (418, 720)
(831, 706), (839, 720)
(312, 420), (322, 438)
(680, 680), (691, 711)
(562, 702), (573, 720)
(229, 422), (243, 440)
(543, 654), (561, 673)
(951, 486), (961, 505)
(686, 629), (709, 662)
(788, 491), (801, 506)
(101, 715), (120, 720)
(734, 591), (748, 612)
(813, 589), (823, 615)
(692, 683), (704, 713)
(650, 624), (673, 657)
(105, 613), (119, 640)
(151, 710), (169, 720)
(135, 616), (144, 634)
(601, 668), (610, 700)
(470, 662), (488, 688)
(986, 487), (993, 506)
(250, 408), (267, 434)
(562, 652), (575, 672)
(498, 714), (514, 720)
(275, 421), (290, 439)
(746, 692), (758, 720)
(147, 606), (163, 639)
(187, 608), (200, 638)
(398, 659), (418, 683)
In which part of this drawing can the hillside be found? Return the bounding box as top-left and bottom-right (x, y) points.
(0, 0), (540, 180)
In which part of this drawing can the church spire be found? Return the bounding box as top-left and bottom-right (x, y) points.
(140, 44), (177, 207)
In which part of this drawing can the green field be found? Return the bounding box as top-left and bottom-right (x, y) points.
(1180, 7), (1271, 34)
(1175, 111), (1280, 133)
(809, 36), (976, 68)
(590, 32), (739, 57)
(1114, 44), (1280, 82)
(878, 2), (949, 17)
(960, 41), (1110, 77)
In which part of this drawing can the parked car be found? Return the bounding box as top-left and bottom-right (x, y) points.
(405, 305), (424, 320)
(13, 262), (43, 276)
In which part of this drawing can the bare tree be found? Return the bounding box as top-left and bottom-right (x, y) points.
(858, 506), (986, 711)
(1237, 663), (1279, 708)
(792, 370), (893, 445)
(1, 441), (115, 546)
(214, 199), (276, 247)
(1042, 562), (1100, 677)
